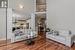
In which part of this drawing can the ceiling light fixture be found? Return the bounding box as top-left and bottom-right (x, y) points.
(19, 4), (24, 9)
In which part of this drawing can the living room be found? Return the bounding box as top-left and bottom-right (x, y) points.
(0, 0), (75, 50)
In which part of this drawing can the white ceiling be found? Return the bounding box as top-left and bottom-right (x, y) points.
(8, 0), (34, 19)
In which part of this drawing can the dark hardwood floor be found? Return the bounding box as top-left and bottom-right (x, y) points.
(0, 35), (75, 50)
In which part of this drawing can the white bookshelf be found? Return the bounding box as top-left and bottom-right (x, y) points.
(35, 12), (46, 14)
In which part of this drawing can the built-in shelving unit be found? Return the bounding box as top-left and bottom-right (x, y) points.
(36, 0), (46, 5)
(35, 0), (47, 32)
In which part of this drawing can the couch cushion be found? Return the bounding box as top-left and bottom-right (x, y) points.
(58, 30), (70, 36)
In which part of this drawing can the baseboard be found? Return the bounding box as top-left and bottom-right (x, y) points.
(0, 38), (6, 41)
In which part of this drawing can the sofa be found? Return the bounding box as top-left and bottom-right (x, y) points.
(11, 29), (37, 43)
(46, 30), (75, 47)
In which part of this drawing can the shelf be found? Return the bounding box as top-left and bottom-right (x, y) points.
(36, 5), (46, 12)
(36, 0), (46, 5)
(36, 3), (46, 5)
(35, 13), (46, 18)
(35, 0), (47, 32)
(35, 12), (46, 14)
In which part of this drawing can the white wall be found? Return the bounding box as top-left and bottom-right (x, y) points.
(47, 0), (75, 34)
(7, 8), (12, 39)
(0, 8), (6, 39)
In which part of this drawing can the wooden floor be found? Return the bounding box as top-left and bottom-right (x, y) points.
(0, 39), (11, 47)
(0, 36), (75, 50)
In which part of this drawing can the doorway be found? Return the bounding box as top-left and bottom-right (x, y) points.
(35, 13), (46, 38)
(35, 0), (47, 38)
